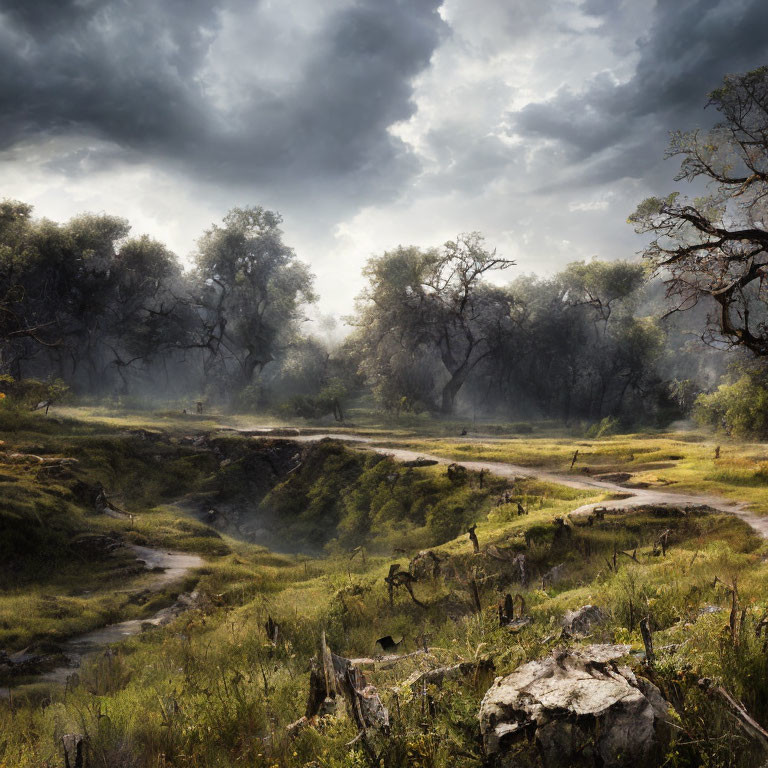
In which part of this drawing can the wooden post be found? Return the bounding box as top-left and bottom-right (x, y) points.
(468, 524), (479, 553)
(640, 617), (654, 664)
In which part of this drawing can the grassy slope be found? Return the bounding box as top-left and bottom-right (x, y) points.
(0, 408), (228, 652)
(382, 431), (768, 515)
(60, 404), (768, 514)
(1, 406), (768, 767)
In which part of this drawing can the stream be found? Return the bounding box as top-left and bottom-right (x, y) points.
(2, 545), (203, 694)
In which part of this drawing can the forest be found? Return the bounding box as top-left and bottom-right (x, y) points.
(0, 191), (759, 437)
(3, 62), (768, 768)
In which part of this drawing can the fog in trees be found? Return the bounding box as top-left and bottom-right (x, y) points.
(5, 67), (768, 437)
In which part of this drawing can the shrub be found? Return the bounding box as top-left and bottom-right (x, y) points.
(694, 365), (768, 438)
(277, 379), (348, 420)
(586, 415), (620, 438)
(0, 375), (70, 409)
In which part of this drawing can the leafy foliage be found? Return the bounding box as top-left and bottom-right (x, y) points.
(695, 364), (768, 438)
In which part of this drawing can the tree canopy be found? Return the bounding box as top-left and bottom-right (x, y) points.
(630, 66), (768, 356)
(354, 233), (514, 413)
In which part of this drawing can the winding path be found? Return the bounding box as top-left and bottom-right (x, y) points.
(282, 432), (768, 538)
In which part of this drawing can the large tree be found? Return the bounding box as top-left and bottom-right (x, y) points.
(630, 66), (768, 356)
(354, 233), (514, 414)
(489, 261), (659, 423)
(0, 202), (197, 392)
(0, 204), (133, 384)
(192, 207), (315, 391)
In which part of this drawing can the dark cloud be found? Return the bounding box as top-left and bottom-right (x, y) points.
(0, 0), (445, 202)
(509, 0), (768, 186)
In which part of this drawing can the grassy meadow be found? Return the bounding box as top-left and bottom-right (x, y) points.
(1, 404), (768, 767)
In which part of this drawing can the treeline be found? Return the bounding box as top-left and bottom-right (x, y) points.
(0, 199), (711, 427)
(350, 243), (670, 424)
(0, 202), (315, 402)
(5, 65), (768, 433)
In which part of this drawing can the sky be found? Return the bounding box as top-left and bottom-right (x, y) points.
(2, 0), (768, 324)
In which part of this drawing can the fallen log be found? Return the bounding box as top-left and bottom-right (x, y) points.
(404, 658), (494, 692)
(698, 677), (768, 753)
(349, 650), (428, 670)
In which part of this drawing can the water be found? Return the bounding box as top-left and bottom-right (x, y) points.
(2, 546), (203, 694)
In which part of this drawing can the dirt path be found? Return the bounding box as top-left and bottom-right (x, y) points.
(286, 433), (768, 539)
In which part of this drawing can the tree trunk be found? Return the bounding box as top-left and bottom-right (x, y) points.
(239, 348), (271, 389)
(440, 366), (469, 414)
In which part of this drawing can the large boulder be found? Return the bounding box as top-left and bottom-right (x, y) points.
(479, 644), (672, 767)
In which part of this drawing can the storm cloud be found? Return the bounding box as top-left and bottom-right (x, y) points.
(1, 0), (767, 316)
(0, 0), (445, 202)
(510, 0), (768, 188)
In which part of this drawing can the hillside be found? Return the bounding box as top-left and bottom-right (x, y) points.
(1, 408), (767, 767)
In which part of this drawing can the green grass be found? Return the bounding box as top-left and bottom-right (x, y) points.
(2, 405), (768, 767)
(384, 432), (768, 515)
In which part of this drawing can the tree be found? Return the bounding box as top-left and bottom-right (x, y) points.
(354, 232), (514, 414)
(0, 201), (54, 356)
(0, 204), (134, 384)
(0, 202), (200, 393)
(192, 207), (315, 392)
(630, 66), (768, 356)
(475, 261), (661, 424)
(104, 235), (194, 391)
(694, 362), (768, 439)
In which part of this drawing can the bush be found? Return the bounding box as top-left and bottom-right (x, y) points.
(586, 415), (620, 438)
(0, 375), (70, 409)
(694, 366), (768, 438)
(276, 379), (347, 420)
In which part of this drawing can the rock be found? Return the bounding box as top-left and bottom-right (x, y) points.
(562, 605), (606, 637)
(0, 647), (60, 679)
(409, 549), (443, 579)
(70, 533), (123, 557)
(402, 457), (438, 467)
(62, 733), (86, 768)
(595, 472), (632, 483)
(479, 644), (672, 768)
(505, 616), (531, 633)
(541, 563), (566, 587)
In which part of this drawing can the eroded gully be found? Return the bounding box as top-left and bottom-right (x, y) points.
(274, 431), (768, 539)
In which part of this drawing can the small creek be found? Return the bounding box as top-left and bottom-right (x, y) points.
(3, 545), (203, 694)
